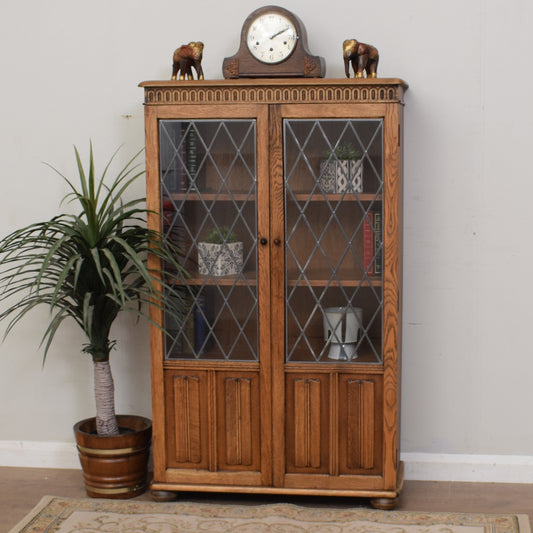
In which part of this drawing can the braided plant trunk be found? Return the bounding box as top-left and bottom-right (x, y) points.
(93, 361), (119, 436)
(86, 295), (121, 437)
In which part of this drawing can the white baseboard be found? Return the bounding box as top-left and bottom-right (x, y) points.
(0, 440), (80, 469)
(402, 452), (533, 483)
(1, 442), (533, 483)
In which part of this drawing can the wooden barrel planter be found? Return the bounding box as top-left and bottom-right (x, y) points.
(74, 415), (152, 499)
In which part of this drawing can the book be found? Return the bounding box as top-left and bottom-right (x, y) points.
(373, 211), (382, 276)
(186, 126), (199, 189)
(164, 289), (194, 357)
(194, 293), (213, 355)
(176, 123), (188, 192)
(363, 211), (374, 276)
(182, 301), (195, 354)
(162, 199), (174, 230)
(161, 122), (188, 193)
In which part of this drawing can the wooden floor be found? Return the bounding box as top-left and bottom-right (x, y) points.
(1, 467), (532, 532)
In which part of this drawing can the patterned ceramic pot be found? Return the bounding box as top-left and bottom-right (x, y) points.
(198, 241), (243, 276)
(319, 159), (363, 193)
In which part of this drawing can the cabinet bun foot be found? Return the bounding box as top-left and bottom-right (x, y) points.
(370, 497), (399, 510)
(151, 490), (178, 502)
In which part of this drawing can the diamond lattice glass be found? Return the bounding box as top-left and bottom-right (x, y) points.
(160, 120), (258, 361)
(284, 119), (384, 363)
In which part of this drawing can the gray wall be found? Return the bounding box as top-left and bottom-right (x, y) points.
(0, 0), (532, 469)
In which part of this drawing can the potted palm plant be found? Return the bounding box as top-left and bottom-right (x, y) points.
(0, 143), (185, 498)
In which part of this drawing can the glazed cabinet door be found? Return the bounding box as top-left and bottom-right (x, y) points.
(270, 103), (401, 491)
(147, 105), (272, 488)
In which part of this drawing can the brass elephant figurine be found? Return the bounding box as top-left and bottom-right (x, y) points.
(171, 41), (204, 80)
(343, 39), (379, 79)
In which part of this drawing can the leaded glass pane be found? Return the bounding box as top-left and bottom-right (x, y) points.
(284, 119), (383, 363)
(160, 120), (258, 361)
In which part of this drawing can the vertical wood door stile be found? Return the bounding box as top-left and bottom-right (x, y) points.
(256, 104), (274, 486)
(329, 371), (339, 477)
(268, 103), (286, 487)
(208, 369), (217, 473)
(382, 102), (402, 489)
(144, 104), (166, 480)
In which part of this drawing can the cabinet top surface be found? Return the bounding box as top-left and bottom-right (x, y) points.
(140, 78), (408, 106)
(139, 78), (408, 88)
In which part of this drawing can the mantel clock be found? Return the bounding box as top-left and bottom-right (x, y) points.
(223, 6), (325, 78)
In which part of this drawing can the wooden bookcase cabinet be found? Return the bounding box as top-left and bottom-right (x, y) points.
(141, 78), (407, 509)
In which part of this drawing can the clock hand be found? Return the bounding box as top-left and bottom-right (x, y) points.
(270, 26), (289, 39)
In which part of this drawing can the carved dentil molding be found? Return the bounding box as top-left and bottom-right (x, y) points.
(143, 82), (404, 105)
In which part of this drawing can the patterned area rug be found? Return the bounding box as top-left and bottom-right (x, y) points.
(9, 496), (531, 533)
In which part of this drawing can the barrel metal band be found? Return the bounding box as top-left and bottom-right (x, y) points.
(86, 484), (145, 495)
(76, 444), (145, 455)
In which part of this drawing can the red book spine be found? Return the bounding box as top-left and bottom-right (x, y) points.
(363, 212), (374, 276)
(373, 211), (382, 276)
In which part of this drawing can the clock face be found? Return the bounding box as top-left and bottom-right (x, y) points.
(246, 12), (298, 64)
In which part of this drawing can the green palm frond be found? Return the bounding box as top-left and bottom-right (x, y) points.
(0, 144), (186, 364)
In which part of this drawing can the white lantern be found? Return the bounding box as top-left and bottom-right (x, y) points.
(323, 307), (363, 360)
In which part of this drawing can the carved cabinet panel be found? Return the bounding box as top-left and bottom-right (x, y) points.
(164, 370), (261, 473)
(285, 373), (383, 479)
(338, 375), (383, 474)
(142, 78), (406, 506)
(165, 371), (207, 468)
(286, 374), (329, 473)
(216, 372), (261, 472)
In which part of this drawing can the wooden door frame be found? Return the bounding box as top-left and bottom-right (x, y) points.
(144, 103), (274, 486)
(269, 102), (402, 490)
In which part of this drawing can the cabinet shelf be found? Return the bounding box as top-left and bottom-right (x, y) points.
(173, 274), (382, 287)
(288, 274), (381, 288)
(185, 274), (256, 286)
(167, 192), (381, 203)
(287, 344), (381, 364)
(168, 192), (253, 202)
(290, 193), (382, 202)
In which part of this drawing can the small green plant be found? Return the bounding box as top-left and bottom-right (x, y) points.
(324, 142), (362, 161)
(204, 226), (238, 244)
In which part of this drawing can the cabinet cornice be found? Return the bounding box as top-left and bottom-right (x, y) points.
(140, 78), (407, 106)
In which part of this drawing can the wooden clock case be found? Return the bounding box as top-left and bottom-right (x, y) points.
(222, 6), (325, 78)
